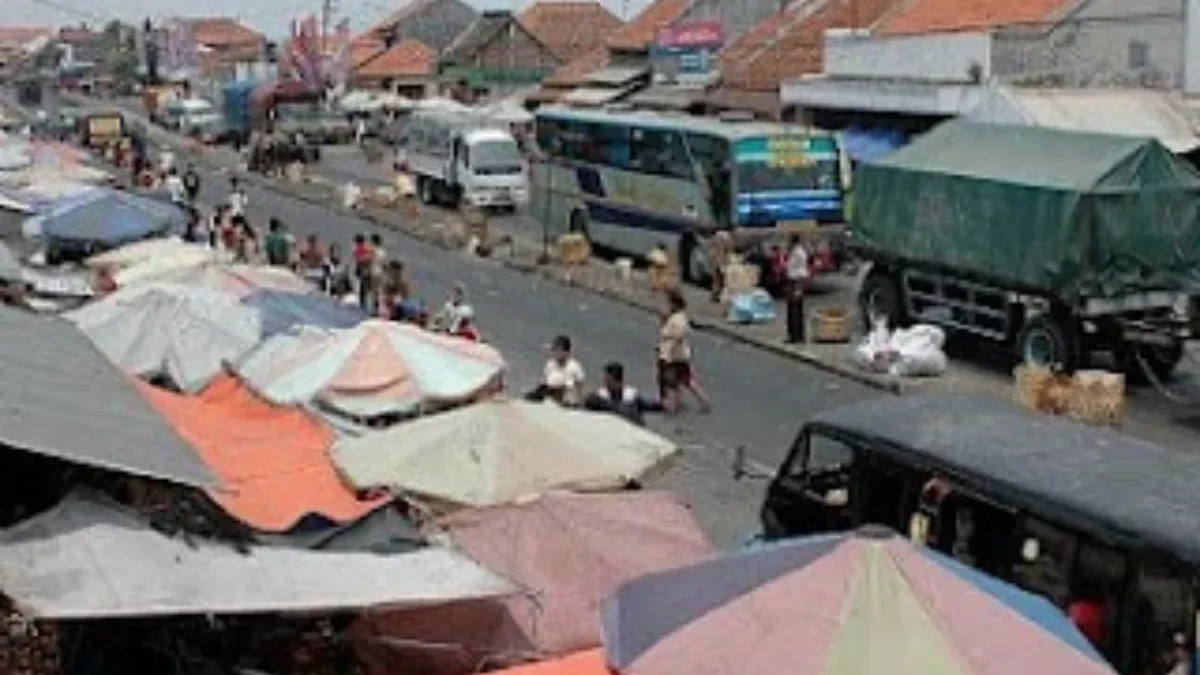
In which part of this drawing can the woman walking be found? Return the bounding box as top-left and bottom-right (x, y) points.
(657, 290), (711, 414)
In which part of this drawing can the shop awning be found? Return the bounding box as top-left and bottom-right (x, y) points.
(781, 75), (984, 117)
(562, 85), (636, 107)
(966, 86), (1200, 153)
(0, 490), (514, 620)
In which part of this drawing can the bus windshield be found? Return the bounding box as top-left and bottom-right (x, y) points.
(734, 135), (841, 193)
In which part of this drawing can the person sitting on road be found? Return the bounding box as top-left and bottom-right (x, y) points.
(583, 362), (663, 427)
(432, 284), (469, 332)
(527, 335), (585, 406)
(453, 306), (480, 342)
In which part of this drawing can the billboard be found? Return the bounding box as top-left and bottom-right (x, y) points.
(651, 20), (723, 83)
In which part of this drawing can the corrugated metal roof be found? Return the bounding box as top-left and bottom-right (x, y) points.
(0, 304), (219, 488)
(967, 86), (1200, 153)
(561, 85), (637, 106)
(0, 490), (514, 619)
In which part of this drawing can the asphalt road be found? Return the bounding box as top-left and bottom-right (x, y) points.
(190, 169), (883, 547)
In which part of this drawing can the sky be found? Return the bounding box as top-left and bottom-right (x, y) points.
(10, 0), (653, 37)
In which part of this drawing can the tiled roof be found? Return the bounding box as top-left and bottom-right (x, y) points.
(518, 1), (623, 62)
(446, 12), (522, 61)
(720, 0), (900, 92)
(607, 0), (690, 51)
(0, 27), (51, 47)
(542, 44), (610, 87)
(367, 0), (440, 37)
(356, 38), (436, 78)
(878, 0), (1071, 35)
(350, 37), (386, 67)
(187, 17), (264, 47)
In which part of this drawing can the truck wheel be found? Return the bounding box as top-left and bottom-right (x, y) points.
(858, 272), (905, 331)
(1115, 339), (1184, 383)
(1016, 314), (1078, 372)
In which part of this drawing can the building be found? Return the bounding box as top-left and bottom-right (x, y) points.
(186, 17), (266, 80)
(364, 0), (478, 54)
(518, 1), (623, 64)
(441, 10), (559, 94)
(782, 0), (1199, 135)
(0, 27), (52, 70)
(353, 38), (437, 96)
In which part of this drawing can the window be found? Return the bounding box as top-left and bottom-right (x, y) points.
(805, 433), (854, 475)
(1129, 40), (1149, 69)
(630, 127), (692, 179)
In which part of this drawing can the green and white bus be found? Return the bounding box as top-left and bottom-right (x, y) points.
(531, 106), (845, 281)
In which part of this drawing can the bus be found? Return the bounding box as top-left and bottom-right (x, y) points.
(759, 393), (1200, 675)
(531, 107), (845, 283)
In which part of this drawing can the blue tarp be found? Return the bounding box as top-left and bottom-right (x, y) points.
(241, 288), (366, 337)
(843, 126), (907, 163)
(41, 189), (186, 245)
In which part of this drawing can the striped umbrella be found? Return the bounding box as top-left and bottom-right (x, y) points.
(602, 527), (1116, 675)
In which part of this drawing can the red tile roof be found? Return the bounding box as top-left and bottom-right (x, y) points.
(187, 17), (264, 48)
(607, 0), (690, 51)
(720, 0), (900, 92)
(542, 44), (610, 87)
(0, 27), (51, 47)
(878, 0), (1071, 35)
(356, 38), (436, 79)
(518, 1), (623, 62)
(350, 36), (386, 68)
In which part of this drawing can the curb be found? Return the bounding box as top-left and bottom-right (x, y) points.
(102, 98), (903, 396)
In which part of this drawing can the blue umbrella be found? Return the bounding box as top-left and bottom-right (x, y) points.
(240, 288), (366, 337)
(41, 189), (187, 246)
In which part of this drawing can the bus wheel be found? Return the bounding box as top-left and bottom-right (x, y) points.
(679, 235), (708, 285)
(568, 208), (590, 240)
(417, 177), (434, 205)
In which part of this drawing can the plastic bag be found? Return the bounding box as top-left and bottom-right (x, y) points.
(887, 324), (948, 377)
(727, 288), (776, 324)
(852, 317), (894, 372)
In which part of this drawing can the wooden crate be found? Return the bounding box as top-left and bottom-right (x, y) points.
(1066, 370), (1125, 428)
(812, 307), (852, 343)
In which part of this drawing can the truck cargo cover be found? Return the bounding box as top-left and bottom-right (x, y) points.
(853, 121), (1200, 299)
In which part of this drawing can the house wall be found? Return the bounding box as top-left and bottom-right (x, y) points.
(471, 22), (559, 72)
(825, 30), (992, 82)
(389, 0), (478, 53)
(991, 0), (1182, 88)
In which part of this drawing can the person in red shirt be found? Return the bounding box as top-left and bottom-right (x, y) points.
(454, 306), (480, 342)
(1067, 583), (1108, 650)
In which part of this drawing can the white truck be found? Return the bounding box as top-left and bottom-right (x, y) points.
(395, 109), (528, 210)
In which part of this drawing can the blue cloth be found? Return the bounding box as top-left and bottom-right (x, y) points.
(843, 126), (907, 163)
(41, 189), (186, 245)
(727, 288), (776, 324)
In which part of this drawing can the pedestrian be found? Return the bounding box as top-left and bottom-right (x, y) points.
(164, 167), (185, 205)
(182, 164), (201, 204)
(785, 235), (809, 343)
(433, 284), (469, 332)
(354, 118), (367, 146)
(209, 204), (227, 249)
(228, 177), (248, 218)
(369, 233), (388, 299)
(264, 218), (291, 267)
(327, 243), (353, 299)
(657, 289), (711, 414)
(182, 206), (203, 243)
(297, 233), (327, 288)
(453, 306), (480, 342)
(231, 214), (258, 263)
(527, 334), (585, 406)
(583, 362), (663, 426)
(352, 234), (374, 312)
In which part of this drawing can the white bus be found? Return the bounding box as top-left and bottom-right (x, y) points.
(530, 107), (845, 282)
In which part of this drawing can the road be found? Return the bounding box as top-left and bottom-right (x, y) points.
(191, 168), (883, 547)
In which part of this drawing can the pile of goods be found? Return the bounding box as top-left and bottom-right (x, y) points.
(1014, 365), (1125, 427)
(853, 321), (948, 377)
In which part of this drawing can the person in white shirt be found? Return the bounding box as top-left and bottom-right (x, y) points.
(228, 176), (248, 217)
(164, 168), (185, 205)
(785, 235), (810, 344)
(527, 335), (585, 405)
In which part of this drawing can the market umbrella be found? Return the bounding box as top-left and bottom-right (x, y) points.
(234, 320), (505, 419)
(351, 491), (713, 675)
(333, 398), (677, 508)
(87, 237), (233, 288)
(40, 189), (186, 246)
(157, 262), (315, 298)
(485, 651), (608, 675)
(602, 527), (1116, 675)
(240, 287), (365, 336)
(65, 282), (263, 393)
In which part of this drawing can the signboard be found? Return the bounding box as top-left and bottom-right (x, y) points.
(650, 20), (723, 84)
(735, 136), (839, 168)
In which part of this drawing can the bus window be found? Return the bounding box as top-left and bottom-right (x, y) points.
(1012, 516), (1079, 607)
(631, 127), (691, 179)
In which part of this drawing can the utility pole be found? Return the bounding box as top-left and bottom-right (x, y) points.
(321, 0), (336, 55)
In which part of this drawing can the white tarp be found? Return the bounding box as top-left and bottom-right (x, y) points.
(0, 491), (515, 620)
(65, 283), (262, 393)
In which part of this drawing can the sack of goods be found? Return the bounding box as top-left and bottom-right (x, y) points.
(727, 288), (776, 324)
(853, 320), (948, 377)
(720, 258), (761, 304)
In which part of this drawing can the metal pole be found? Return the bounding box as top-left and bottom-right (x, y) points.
(538, 161), (551, 264)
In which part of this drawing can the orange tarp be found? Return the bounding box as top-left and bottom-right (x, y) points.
(492, 651), (609, 675)
(139, 374), (387, 532)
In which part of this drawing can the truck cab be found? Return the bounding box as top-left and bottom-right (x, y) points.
(399, 111), (528, 210)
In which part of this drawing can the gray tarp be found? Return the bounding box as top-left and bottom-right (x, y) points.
(0, 491), (514, 620)
(0, 304), (219, 488)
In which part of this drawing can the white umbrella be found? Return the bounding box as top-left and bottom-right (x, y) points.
(87, 238), (232, 288)
(331, 397), (678, 509)
(65, 283), (263, 393)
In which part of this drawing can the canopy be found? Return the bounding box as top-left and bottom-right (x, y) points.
(41, 189), (187, 246)
(332, 398), (677, 508)
(241, 287), (366, 335)
(156, 262), (315, 298)
(0, 304), (219, 488)
(235, 320), (506, 418)
(87, 238), (233, 287)
(0, 491), (514, 620)
(65, 283), (263, 393)
(139, 374), (388, 532)
(602, 528), (1114, 675)
(353, 492), (713, 675)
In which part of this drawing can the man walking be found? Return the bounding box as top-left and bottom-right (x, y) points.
(785, 235), (809, 344)
(182, 164), (201, 204)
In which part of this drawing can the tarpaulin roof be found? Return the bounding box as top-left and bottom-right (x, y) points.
(66, 283), (263, 394)
(40, 189), (187, 245)
(259, 505), (426, 554)
(332, 399), (677, 508)
(353, 491), (713, 675)
(0, 304), (219, 488)
(0, 490), (515, 620)
(602, 528), (1112, 675)
(139, 374), (388, 533)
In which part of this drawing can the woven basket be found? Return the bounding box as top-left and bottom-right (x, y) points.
(813, 307), (852, 343)
(1065, 370), (1125, 427)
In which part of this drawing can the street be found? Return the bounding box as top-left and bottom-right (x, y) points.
(191, 167), (883, 547)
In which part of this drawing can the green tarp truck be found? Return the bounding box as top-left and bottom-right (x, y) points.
(852, 120), (1200, 378)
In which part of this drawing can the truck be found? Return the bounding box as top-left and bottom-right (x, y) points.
(248, 79), (323, 162)
(395, 109), (528, 210)
(851, 120), (1200, 380)
(221, 79), (257, 146)
(79, 110), (127, 149)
